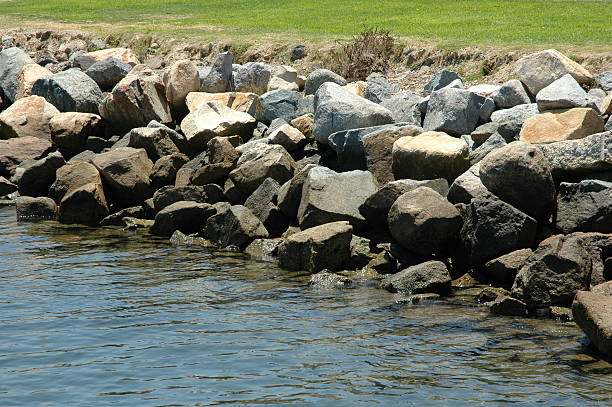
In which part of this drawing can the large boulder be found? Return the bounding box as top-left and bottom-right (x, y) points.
(243, 178), (288, 237)
(259, 89), (302, 123)
(484, 248), (533, 289)
(519, 108), (604, 143)
(50, 112), (104, 158)
(15, 196), (57, 221)
(556, 179), (612, 234)
(447, 162), (487, 204)
(233, 62), (271, 95)
(229, 143), (296, 194)
(76, 48), (140, 70)
(536, 74), (598, 111)
(126, 126), (181, 162)
(150, 153), (189, 188)
(479, 141), (555, 221)
(380, 260), (452, 295)
(490, 103), (539, 140)
(191, 136), (240, 186)
(84, 57), (132, 91)
(277, 164), (316, 219)
(365, 73), (398, 104)
(460, 192), (537, 267)
(313, 82), (393, 145)
(98, 65), (172, 134)
(422, 88), (482, 136)
(59, 182), (109, 225)
(388, 187), (461, 256)
(380, 90), (423, 125)
(0, 136), (53, 177)
(15, 63), (53, 100)
(490, 79), (532, 110)
(18, 152), (65, 197)
(31, 69), (103, 114)
(164, 59), (200, 116)
(573, 282), (612, 357)
(277, 221), (353, 272)
(392, 131), (470, 183)
(297, 166), (378, 231)
(0, 47), (34, 102)
(204, 204), (268, 249)
(150, 201), (216, 237)
(304, 69), (347, 95)
(0, 95), (59, 140)
(49, 161), (102, 203)
(516, 49), (593, 95)
(199, 51), (233, 93)
(91, 147), (154, 208)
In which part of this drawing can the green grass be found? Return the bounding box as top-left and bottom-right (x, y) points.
(0, 0), (610, 50)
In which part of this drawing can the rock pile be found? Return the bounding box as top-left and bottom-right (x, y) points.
(1, 43), (610, 357)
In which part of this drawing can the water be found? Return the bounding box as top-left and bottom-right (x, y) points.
(0, 207), (610, 406)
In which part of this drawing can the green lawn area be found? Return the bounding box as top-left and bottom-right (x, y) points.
(0, 0), (610, 50)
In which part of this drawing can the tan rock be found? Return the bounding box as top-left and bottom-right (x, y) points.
(186, 91), (262, 119)
(49, 161), (103, 203)
(78, 48), (140, 69)
(290, 113), (314, 140)
(163, 59), (200, 115)
(267, 65), (299, 91)
(599, 94), (612, 115)
(0, 95), (59, 140)
(50, 112), (104, 158)
(573, 284), (612, 357)
(0, 136), (53, 177)
(343, 81), (367, 97)
(519, 108), (604, 143)
(15, 64), (52, 100)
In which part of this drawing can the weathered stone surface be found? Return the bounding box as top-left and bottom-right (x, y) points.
(150, 153), (189, 188)
(447, 162), (487, 204)
(392, 131), (470, 183)
(181, 101), (256, 150)
(516, 49), (593, 95)
(380, 260), (451, 295)
(365, 72), (398, 104)
(0, 47), (34, 102)
(490, 79), (532, 109)
(84, 57), (132, 91)
(513, 233), (612, 308)
(277, 221), (353, 272)
(229, 143), (296, 194)
(484, 248), (533, 289)
(150, 200), (216, 237)
(304, 69), (347, 95)
(243, 178), (286, 233)
(536, 74), (597, 111)
(59, 181), (109, 225)
(471, 122), (498, 146)
(205, 204), (268, 249)
(31, 69), (103, 114)
(233, 62), (271, 95)
(244, 238), (282, 262)
(91, 147), (154, 208)
(99, 65), (172, 134)
(186, 91), (262, 119)
(49, 161), (101, 203)
(126, 127), (181, 161)
(380, 90), (422, 125)
(519, 108), (604, 143)
(461, 192), (537, 267)
(490, 296), (527, 316)
(199, 51), (233, 93)
(277, 164), (316, 218)
(76, 48), (139, 71)
(594, 72), (612, 92)
(50, 112), (104, 158)
(18, 152), (65, 197)
(479, 141), (555, 221)
(16, 196), (57, 220)
(388, 187), (461, 256)
(259, 89), (302, 123)
(191, 136), (240, 186)
(152, 185), (225, 212)
(0, 136), (53, 177)
(99, 206), (145, 226)
(556, 179), (612, 233)
(0, 95), (59, 140)
(490, 103), (539, 139)
(313, 82), (393, 145)
(290, 114), (314, 140)
(424, 70), (461, 93)
(360, 179), (449, 226)
(268, 123), (306, 152)
(146, 120), (194, 157)
(573, 283), (612, 357)
(423, 88), (482, 136)
(0, 175), (17, 196)
(297, 166), (378, 231)
(15, 63), (53, 100)
(163, 59), (200, 116)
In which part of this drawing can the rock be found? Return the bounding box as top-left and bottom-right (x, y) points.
(490, 103), (539, 139)
(164, 59), (200, 116)
(600, 94), (612, 115)
(244, 238), (282, 262)
(18, 152), (65, 197)
(0, 47), (34, 102)
(380, 90), (422, 125)
(424, 70), (461, 93)
(556, 179), (612, 233)
(538, 131), (612, 181)
(573, 286), (612, 357)
(476, 287), (512, 303)
(516, 49), (593, 95)
(50, 112), (104, 158)
(233, 62), (271, 95)
(204, 204), (268, 249)
(152, 185), (225, 212)
(0, 95), (59, 141)
(146, 120), (194, 157)
(304, 69), (347, 95)
(0, 175), (17, 196)
(470, 122), (498, 146)
(484, 248), (533, 289)
(277, 164), (316, 218)
(267, 65), (299, 92)
(519, 108), (604, 143)
(423, 88), (482, 136)
(0, 136), (53, 177)
(126, 126), (181, 161)
(513, 232), (612, 308)
(150, 201), (216, 237)
(388, 187), (462, 255)
(380, 260), (452, 294)
(91, 147), (153, 208)
(150, 153), (189, 188)
(290, 114), (314, 140)
(360, 179), (449, 226)
(479, 141), (555, 221)
(98, 65), (172, 134)
(308, 271), (353, 289)
(243, 178), (287, 237)
(490, 79), (532, 109)
(297, 166), (378, 231)
(365, 72), (398, 103)
(186, 91), (262, 119)
(180, 101), (256, 150)
(31, 69), (103, 114)
(392, 131), (470, 183)
(346, 235), (376, 270)
(84, 57), (132, 91)
(594, 72), (612, 92)
(191, 137), (240, 186)
(229, 143), (296, 194)
(199, 51), (232, 93)
(76, 48), (139, 71)
(259, 89), (302, 123)
(290, 45), (306, 62)
(268, 124), (307, 152)
(461, 192), (537, 267)
(277, 221), (353, 272)
(59, 182), (109, 225)
(99, 206), (145, 226)
(470, 133), (510, 166)
(447, 162), (487, 204)
(490, 296), (527, 316)
(15, 63), (53, 100)
(536, 74), (597, 111)
(15, 196), (57, 220)
(313, 82), (394, 145)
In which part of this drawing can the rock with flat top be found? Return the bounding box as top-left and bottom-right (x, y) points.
(0, 95), (59, 140)
(380, 260), (451, 295)
(519, 108), (604, 143)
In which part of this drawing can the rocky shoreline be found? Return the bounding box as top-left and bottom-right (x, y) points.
(0, 34), (610, 359)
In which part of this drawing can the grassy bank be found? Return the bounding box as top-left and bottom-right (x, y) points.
(0, 0), (610, 51)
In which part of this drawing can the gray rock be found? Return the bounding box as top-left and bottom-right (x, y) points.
(18, 152), (65, 197)
(484, 248), (533, 289)
(471, 122), (499, 146)
(556, 179), (612, 233)
(233, 62), (271, 94)
(31, 69), (103, 114)
(244, 238), (282, 262)
(423, 88), (482, 136)
(296, 95), (315, 116)
(199, 51), (232, 93)
(424, 70), (461, 93)
(490, 79), (532, 109)
(290, 45), (306, 62)
(85, 57), (132, 91)
(304, 69), (347, 95)
(259, 89), (302, 123)
(606, 116), (612, 132)
(536, 74), (597, 111)
(468, 132), (507, 165)
(573, 282), (612, 357)
(490, 296), (527, 316)
(365, 72), (398, 104)
(16, 196), (57, 220)
(126, 127), (181, 161)
(150, 200), (216, 237)
(147, 120), (195, 158)
(229, 143), (296, 194)
(380, 90), (422, 125)
(59, 182), (109, 226)
(594, 72), (612, 92)
(277, 164), (316, 218)
(490, 103), (539, 139)
(313, 82), (394, 145)
(380, 260), (451, 295)
(447, 162), (487, 204)
(204, 204), (269, 249)
(244, 178), (288, 237)
(0, 47), (34, 102)
(278, 221), (353, 272)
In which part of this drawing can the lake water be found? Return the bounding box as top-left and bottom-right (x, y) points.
(0, 206), (610, 406)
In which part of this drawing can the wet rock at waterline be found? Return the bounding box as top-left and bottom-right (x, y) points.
(380, 261), (452, 295)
